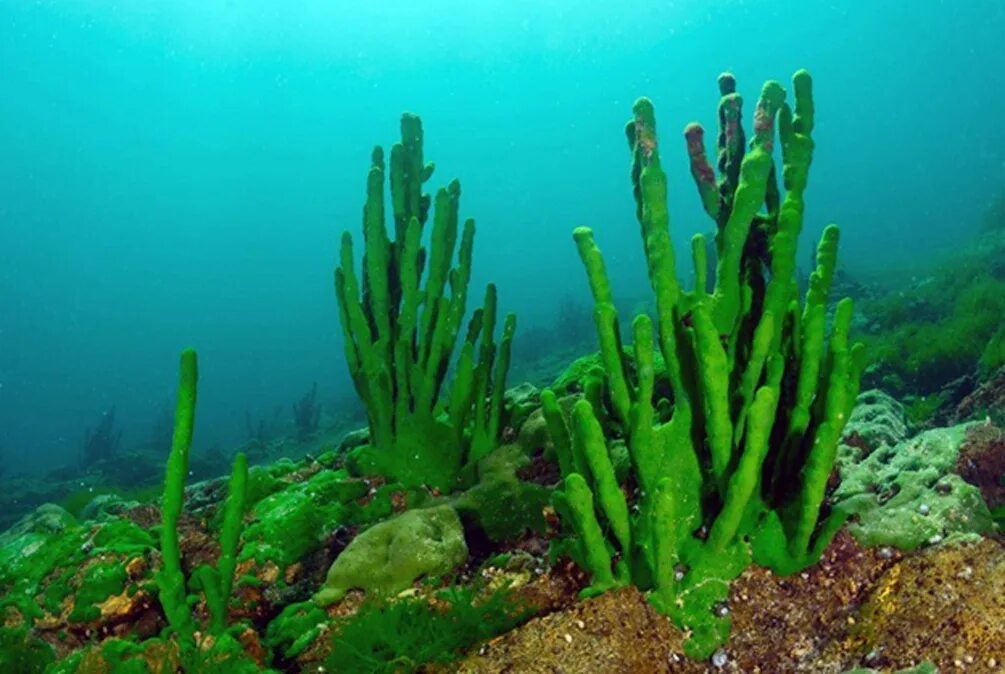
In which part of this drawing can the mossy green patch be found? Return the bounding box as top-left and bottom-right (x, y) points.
(0, 624), (55, 673)
(979, 326), (1005, 377)
(264, 600), (329, 660)
(324, 584), (534, 674)
(835, 423), (996, 549)
(860, 247), (1005, 395)
(344, 482), (431, 525)
(0, 503), (157, 642)
(68, 560), (128, 623)
(239, 469), (368, 571)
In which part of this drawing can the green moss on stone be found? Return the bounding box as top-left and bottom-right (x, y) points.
(239, 469), (367, 571)
(0, 624), (55, 673)
(67, 560), (128, 623)
(324, 584), (534, 674)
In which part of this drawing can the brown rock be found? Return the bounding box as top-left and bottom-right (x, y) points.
(724, 530), (900, 672)
(957, 422), (1005, 509)
(839, 538), (1005, 671)
(953, 366), (1005, 424)
(457, 585), (684, 674)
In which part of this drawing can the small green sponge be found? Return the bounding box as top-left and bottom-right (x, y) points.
(315, 505), (468, 606)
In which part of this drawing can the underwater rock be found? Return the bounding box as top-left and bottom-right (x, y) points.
(722, 530), (901, 672)
(315, 504), (468, 605)
(515, 391), (580, 461)
(834, 423), (996, 550)
(0, 504), (161, 663)
(238, 467), (368, 575)
(0, 502), (77, 543)
(834, 538), (1004, 671)
(460, 531), (1002, 672)
(457, 586), (685, 673)
(79, 494), (140, 521)
(0, 476), (86, 531)
(951, 364), (1005, 426)
(956, 422), (1005, 512)
(459, 535), (894, 672)
(505, 381), (540, 410)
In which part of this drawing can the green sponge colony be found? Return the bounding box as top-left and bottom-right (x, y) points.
(335, 114), (516, 492)
(315, 504), (468, 606)
(544, 70), (867, 658)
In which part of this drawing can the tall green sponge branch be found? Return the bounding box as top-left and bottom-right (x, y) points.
(335, 114), (516, 491)
(156, 349), (251, 657)
(545, 70), (867, 659)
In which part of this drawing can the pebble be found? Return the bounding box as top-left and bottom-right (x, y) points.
(711, 649), (728, 667)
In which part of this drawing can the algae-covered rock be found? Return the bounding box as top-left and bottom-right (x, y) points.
(835, 423), (996, 549)
(315, 504), (468, 605)
(454, 443), (550, 541)
(79, 493), (141, 522)
(504, 382), (541, 429)
(0, 503), (161, 668)
(239, 468), (368, 572)
(952, 364), (1005, 425)
(843, 389), (910, 452)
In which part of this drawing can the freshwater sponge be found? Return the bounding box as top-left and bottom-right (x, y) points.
(544, 70), (867, 659)
(335, 114), (516, 491)
(315, 504), (468, 606)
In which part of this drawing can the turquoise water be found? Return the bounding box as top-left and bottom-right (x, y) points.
(1, 1), (1003, 472)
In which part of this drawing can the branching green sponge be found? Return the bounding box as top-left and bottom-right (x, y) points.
(156, 349), (251, 651)
(315, 504), (468, 606)
(335, 114), (516, 491)
(157, 349), (199, 650)
(545, 71), (867, 659)
(195, 451), (248, 634)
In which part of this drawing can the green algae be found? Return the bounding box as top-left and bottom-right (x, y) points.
(264, 600), (329, 660)
(347, 482), (432, 525)
(324, 584), (534, 674)
(0, 505), (156, 628)
(67, 560), (128, 623)
(239, 468), (367, 571)
(861, 254), (1005, 395)
(0, 624), (55, 673)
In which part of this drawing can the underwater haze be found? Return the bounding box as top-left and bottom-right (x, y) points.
(2, 0), (1004, 474)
